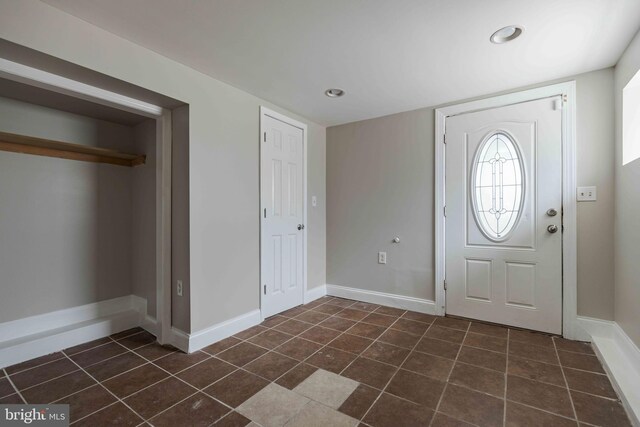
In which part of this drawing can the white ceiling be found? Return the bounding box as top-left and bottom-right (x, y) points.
(41, 0), (640, 126)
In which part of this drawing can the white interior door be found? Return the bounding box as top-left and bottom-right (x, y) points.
(261, 113), (305, 318)
(445, 96), (563, 334)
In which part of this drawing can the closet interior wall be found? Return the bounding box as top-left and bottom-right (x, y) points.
(0, 94), (158, 325)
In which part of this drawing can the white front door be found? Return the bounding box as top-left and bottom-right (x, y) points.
(445, 96), (563, 334)
(261, 113), (305, 318)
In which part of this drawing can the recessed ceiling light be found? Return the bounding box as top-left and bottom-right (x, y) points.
(490, 25), (523, 44)
(325, 88), (345, 98)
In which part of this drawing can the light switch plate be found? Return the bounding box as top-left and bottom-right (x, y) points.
(311, 196), (317, 207)
(577, 186), (597, 202)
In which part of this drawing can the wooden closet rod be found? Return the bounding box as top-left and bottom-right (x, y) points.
(0, 131), (146, 167)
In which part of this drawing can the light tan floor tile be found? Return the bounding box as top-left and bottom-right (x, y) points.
(293, 369), (359, 409)
(285, 401), (359, 427)
(237, 383), (310, 427)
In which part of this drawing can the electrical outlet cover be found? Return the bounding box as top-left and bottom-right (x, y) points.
(577, 186), (597, 202)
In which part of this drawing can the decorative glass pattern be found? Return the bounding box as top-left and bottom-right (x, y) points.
(472, 132), (524, 241)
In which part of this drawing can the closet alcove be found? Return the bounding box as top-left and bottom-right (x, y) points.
(0, 71), (189, 357)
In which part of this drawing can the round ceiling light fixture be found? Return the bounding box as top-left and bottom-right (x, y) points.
(490, 25), (523, 44)
(325, 88), (345, 98)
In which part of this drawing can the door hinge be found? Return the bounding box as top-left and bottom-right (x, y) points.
(263, 132), (267, 142)
(443, 134), (447, 144)
(444, 280), (447, 291)
(263, 284), (266, 294)
(264, 208), (267, 218)
(444, 205), (447, 217)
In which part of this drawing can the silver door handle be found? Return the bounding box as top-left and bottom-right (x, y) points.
(546, 208), (558, 217)
(547, 224), (558, 234)
(297, 224), (305, 230)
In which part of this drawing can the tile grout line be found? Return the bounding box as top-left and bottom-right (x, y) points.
(429, 320), (472, 426)
(503, 398), (587, 423)
(268, 299), (380, 384)
(252, 299), (383, 383)
(63, 336), (230, 425)
(69, 341), (232, 425)
(61, 351), (149, 425)
(117, 343), (241, 424)
(8, 367), (86, 395)
(244, 299), (362, 384)
(2, 368), (27, 404)
(214, 298), (369, 424)
(359, 313), (437, 424)
(2, 329), (149, 379)
(336, 310), (407, 377)
(553, 336), (580, 422)
(191, 300), (342, 390)
(256, 300), (415, 421)
(3, 355), (67, 376)
(503, 328), (510, 427)
(170, 297), (368, 412)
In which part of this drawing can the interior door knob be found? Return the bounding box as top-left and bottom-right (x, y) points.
(547, 224), (558, 234)
(297, 224), (305, 230)
(546, 208), (558, 217)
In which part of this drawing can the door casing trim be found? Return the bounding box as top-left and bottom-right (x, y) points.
(259, 106), (308, 320)
(434, 81), (578, 339)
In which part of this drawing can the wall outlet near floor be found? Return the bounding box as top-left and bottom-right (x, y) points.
(177, 280), (183, 296)
(577, 186), (597, 201)
(378, 252), (387, 264)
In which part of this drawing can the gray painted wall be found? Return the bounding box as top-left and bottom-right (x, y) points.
(0, 0), (327, 333)
(327, 69), (616, 320)
(327, 110), (434, 300)
(307, 124), (327, 293)
(0, 96), (135, 322)
(614, 29), (640, 347)
(172, 105), (191, 332)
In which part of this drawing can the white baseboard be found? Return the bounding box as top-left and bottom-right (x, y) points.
(131, 295), (159, 337)
(0, 295), (146, 369)
(169, 327), (190, 352)
(326, 284), (437, 315)
(181, 309), (262, 353)
(576, 316), (640, 425)
(304, 285), (327, 304)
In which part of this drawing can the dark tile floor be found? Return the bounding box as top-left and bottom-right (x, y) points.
(0, 296), (633, 426)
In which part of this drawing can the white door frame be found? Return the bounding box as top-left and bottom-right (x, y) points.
(259, 106), (308, 320)
(434, 81), (579, 339)
(0, 58), (174, 344)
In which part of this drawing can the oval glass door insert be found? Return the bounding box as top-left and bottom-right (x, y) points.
(472, 131), (525, 241)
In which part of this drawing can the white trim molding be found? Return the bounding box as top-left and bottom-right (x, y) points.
(186, 309), (262, 352)
(259, 106), (309, 320)
(171, 309), (262, 353)
(577, 317), (640, 425)
(131, 295), (159, 337)
(0, 295), (147, 369)
(434, 81), (579, 339)
(0, 58), (163, 118)
(326, 284), (437, 315)
(304, 285), (327, 304)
